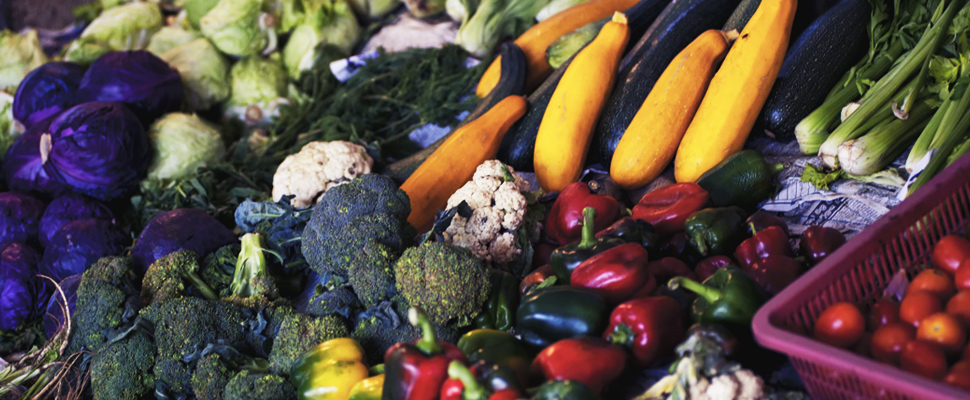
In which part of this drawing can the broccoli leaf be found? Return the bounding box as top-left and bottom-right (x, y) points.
(234, 196), (313, 270)
(418, 200), (471, 245)
(800, 164), (846, 190)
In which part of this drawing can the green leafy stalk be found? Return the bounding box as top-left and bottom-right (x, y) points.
(839, 99), (935, 175)
(947, 133), (970, 165)
(819, 0), (964, 168)
(906, 94), (952, 170)
(229, 233), (270, 298)
(910, 72), (970, 194)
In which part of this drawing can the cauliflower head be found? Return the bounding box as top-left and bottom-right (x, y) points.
(272, 140), (373, 208)
(443, 160), (531, 264)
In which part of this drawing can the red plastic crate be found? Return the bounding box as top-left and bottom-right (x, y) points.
(753, 154), (970, 400)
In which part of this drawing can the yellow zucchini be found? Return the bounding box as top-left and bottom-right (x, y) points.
(673, 0), (797, 183)
(401, 95), (527, 232)
(610, 29), (735, 189)
(533, 12), (630, 192)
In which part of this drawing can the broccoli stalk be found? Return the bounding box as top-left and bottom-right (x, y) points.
(229, 233), (276, 299)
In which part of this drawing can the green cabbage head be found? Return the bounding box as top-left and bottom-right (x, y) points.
(65, 2), (163, 64)
(200, 0), (276, 57)
(0, 30), (48, 91)
(146, 112), (226, 180)
(162, 38), (231, 111)
(147, 27), (201, 56)
(282, 0), (360, 78)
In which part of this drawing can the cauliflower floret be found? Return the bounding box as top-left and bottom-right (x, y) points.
(443, 160), (531, 265)
(272, 140), (373, 207)
(703, 369), (765, 400)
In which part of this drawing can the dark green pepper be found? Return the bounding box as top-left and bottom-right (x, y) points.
(516, 285), (609, 349)
(594, 217), (661, 255)
(456, 329), (535, 386)
(550, 207), (624, 284)
(473, 269), (520, 332)
(684, 207), (747, 256)
(695, 150), (784, 212)
(667, 266), (766, 328)
(530, 380), (602, 400)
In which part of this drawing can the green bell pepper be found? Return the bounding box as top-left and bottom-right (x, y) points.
(695, 150), (784, 212)
(456, 329), (535, 385)
(516, 285), (609, 349)
(550, 207), (624, 284)
(530, 380), (602, 400)
(473, 269), (520, 332)
(684, 207), (747, 256)
(667, 267), (766, 327)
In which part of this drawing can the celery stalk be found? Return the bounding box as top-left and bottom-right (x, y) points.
(909, 74), (970, 194)
(819, 0), (964, 168)
(838, 100), (934, 176)
(947, 134), (970, 166)
(906, 95), (951, 171)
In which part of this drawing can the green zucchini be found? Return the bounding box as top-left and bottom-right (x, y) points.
(721, 0), (760, 32)
(589, 0), (742, 166)
(758, 0), (870, 141)
(383, 43), (527, 183)
(544, 0), (671, 69)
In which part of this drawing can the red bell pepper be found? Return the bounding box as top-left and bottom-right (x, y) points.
(570, 243), (655, 304)
(603, 296), (685, 368)
(694, 256), (735, 282)
(632, 183), (709, 236)
(439, 361), (520, 400)
(734, 225), (793, 270)
(745, 211), (790, 237)
(384, 307), (467, 400)
(658, 231), (704, 266)
(800, 226), (847, 265)
(746, 255), (803, 296)
(520, 264), (555, 298)
(531, 337), (626, 394)
(646, 257), (695, 285)
(546, 182), (622, 246)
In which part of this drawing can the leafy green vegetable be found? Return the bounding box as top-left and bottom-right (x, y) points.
(801, 164), (845, 190)
(146, 112), (227, 181)
(200, 0), (274, 57)
(0, 30), (47, 91)
(64, 2), (163, 64)
(454, 0), (552, 58)
(281, 0), (361, 77)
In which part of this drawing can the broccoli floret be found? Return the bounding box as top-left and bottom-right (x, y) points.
(223, 370), (297, 400)
(311, 174), (412, 225)
(201, 243), (240, 294)
(155, 358), (194, 397)
(69, 256), (141, 354)
(394, 242), (491, 327)
(268, 313), (348, 375)
(89, 329), (156, 400)
(348, 243), (399, 308)
(141, 297), (252, 363)
(191, 353), (234, 400)
(141, 249), (219, 305)
(225, 233), (287, 309)
(305, 213), (413, 275)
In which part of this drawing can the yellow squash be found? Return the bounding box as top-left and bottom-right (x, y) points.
(533, 12), (629, 192)
(610, 29), (735, 189)
(401, 95), (527, 231)
(474, 0), (640, 98)
(673, 0), (797, 183)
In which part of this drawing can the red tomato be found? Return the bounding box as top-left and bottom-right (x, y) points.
(868, 296), (900, 331)
(943, 361), (970, 391)
(907, 269), (956, 299)
(814, 302), (865, 348)
(956, 260), (970, 291)
(947, 290), (970, 329)
(870, 322), (916, 365)
(900, 340), (948, 380)
(916, 312), (967, 355)
(932, 235), (970, 276)
(900, 291), (943, 328)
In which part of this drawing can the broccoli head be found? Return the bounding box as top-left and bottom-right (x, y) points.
(89, 328), (156, 400)
(201, 243), (240, 295)
(155, 358), (194, 397)
(69, 256), (141, 354)
(394, 242), (490, 327)
(191, 353), (234, 400)
(348, 243), (399, 308)
(222, 370), (297, 400)
(225, 233), (287, 309)
(141, 249), (219, 305)
(141, 297), (252, 363)
(350, 301), (461, 366)
(267, 313), (348, 375)
(310, 174), (411, 227)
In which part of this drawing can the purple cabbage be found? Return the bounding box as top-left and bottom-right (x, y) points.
(76, 51), (183, 125)
(2, 119), (68, 196)
(0, 242), (44, 331)
(13, 62), (85, 131)
(42, 101), (151, 201)
(132, 208), (236, 276)
(40, 218), (128, 282)
(39, 193), (114, 248)
(0, 191), (47, 246)
(43, 274), (80, 339)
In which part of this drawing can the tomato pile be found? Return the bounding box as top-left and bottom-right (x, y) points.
(813, 234), (970, 392)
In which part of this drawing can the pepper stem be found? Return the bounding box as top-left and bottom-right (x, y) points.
(606, 323), (635, 347)
(769, 162), (785, 174)
(749, 222), (758, 236)
(578, 206), (598, 249)
(408, 307), (442, 355)
(691, 232), (708, 256)
(448, 361), (488, 400)
(668, 276), (724, 305)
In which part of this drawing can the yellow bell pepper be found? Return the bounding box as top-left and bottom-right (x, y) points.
(290, 338), (370, 400)
(347, 374), (384, 400)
